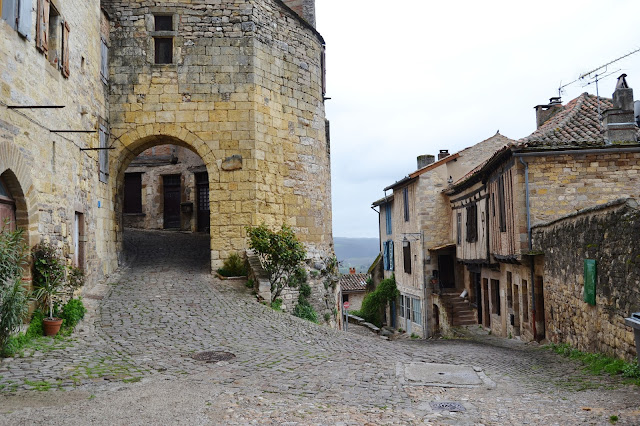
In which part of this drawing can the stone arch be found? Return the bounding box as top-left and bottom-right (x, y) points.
(0, 141), (39, 246)
(109, 124), (220, 258)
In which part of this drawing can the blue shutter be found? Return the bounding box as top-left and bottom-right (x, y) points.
(385, 204), (392, 235)
(382, 241), (389, 270)
(18, 0), (32, 39)
(3, 0), (17, 30)
(389, 240), (394, 271)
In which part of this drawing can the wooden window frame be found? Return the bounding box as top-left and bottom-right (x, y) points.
(456, 212), (462, 245)
(151, 14), (176, 65)
(465, 203), (478, 243)
(491, 279), (501, 316)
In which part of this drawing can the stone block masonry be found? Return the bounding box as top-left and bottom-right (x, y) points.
(532, 198), (640, 361)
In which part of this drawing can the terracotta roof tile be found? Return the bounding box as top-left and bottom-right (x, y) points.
(518, 93), (614, 148)
(339, 273), (367, 292)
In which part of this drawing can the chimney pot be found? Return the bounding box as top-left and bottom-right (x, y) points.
(438, 150), (450, 160)
(349, 267), (356, 274)
(603, 75), (636, 144)
(535, 97), (563, 129)
(417, 154), (435, 169)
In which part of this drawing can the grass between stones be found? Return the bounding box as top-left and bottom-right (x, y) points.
(547, 343), (640, 386)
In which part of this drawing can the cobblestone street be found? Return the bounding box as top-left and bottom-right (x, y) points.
(1, 230), (639, 425)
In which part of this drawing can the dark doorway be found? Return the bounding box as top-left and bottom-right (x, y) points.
(163, 174), (181, 229)
(195, 172), (209, 232)
(438, 255), (455, 288)
(482, 278), (490, 327)
(472, 272), (482, 324)
(535, 275), (545, 341)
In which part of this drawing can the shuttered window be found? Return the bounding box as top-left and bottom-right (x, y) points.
(403, 240), (411, 274)
(456, 213), (462, 245)
(382, 240), (395, 271)
(498, 175), (506, 232)
(412, 297), (421, 324)
(403, 187), (409, 221)
(61, 20), (70, 77)
(398, 295), (404, 318)
(98, 124), (109, 183)
(100, 37), (108, 84)
(3, 0), (33, 38)
(389, 240), (394, 271)
(36, 0), (49, 55)
(385, 203), (392, 235)
(465, 203), (478, 243)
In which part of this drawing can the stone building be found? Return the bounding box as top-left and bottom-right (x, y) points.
(372, 133), (511, 337)
(1, 0), (335, 308)
(447, 76), (640, 358)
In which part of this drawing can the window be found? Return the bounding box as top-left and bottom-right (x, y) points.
(405, 295), (411, 320)
(98, 124), (109, 183)
(403, 187), (409, 221)
(412, 297), (421, 324)
(100, 37), (108, 84)
(382, 240), (395, 271)
(0, 177), (16, 231)
(498, 174), (506, 232)
(399, 295), (404, 318)
(522, 280), (529, 322)
(123, 173), (143, 213)
(456, 213), (462, 245)
(321, 44), (326, 97)
(153, 15), (174, 64)
(465, 203), (478, 243)
(403, 240), (411, 274)
(491, 279), (501, 316)
(36, 0), (70, 77)
(2, 0), (31, 38)
(385, 203), (392, 235)
(506, 272), (513, 309)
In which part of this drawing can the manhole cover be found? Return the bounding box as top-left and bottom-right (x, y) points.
(430, 401), (466, 412)
(191, 351), (236, 363)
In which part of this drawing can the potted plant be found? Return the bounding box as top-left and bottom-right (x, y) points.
(33, 266), (65, 336)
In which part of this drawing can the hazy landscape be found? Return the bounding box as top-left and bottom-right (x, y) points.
(334, 237), (380, 274)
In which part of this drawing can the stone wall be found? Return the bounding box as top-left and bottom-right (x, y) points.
(103, 0), (333, 269)
(532, 198), (640, 361)
(0, 1), (112, 285)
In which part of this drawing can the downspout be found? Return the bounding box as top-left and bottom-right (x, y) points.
(518, 156), (536, 339)
(422, 229), (429, 338)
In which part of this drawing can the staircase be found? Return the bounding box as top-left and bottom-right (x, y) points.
(441, 292), (477, 326)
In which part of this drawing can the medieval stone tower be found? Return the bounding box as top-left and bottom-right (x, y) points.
(101, 0), (332, 268)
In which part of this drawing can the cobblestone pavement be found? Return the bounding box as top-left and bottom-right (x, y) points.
(1, 229), (639, 425)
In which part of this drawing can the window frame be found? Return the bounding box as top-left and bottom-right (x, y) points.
(403, 187), (409, 222)
(465, 203), (478, 243)
(385, 203), (392, 235)
(411, 297), (421, 324)
(151, 13), (177, 66)
(403, 240), (411, 274)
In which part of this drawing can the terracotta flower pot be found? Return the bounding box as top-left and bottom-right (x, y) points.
(43, 318), (63, 336)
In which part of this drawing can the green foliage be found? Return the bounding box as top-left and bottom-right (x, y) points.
(293, 300), (318, 323)
(27, 311), (44, 338)
(32, 243), (65, 289)
(66, 266), (85, 292)
(0, 226), (30, 353)
(549, 343), (640, 384)
(245, 279), (254, 289)
(358, 275), (399, 327)
(217, 252), (247, 277)
(410, 333), (419, 339)
(609, 415), (619, 423)
(245, 224), (306, 302)
(60, 298), (86, 328)
(323, 312), (331, 323)
(299, 282), (312, 298)
(270, 298), (283, 312)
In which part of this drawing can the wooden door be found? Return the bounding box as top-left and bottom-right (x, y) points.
(195, 172), (209, 232)
(163, 175), (181, 229)
(438, 255), (455, 288)
(0, 178), (15, 231)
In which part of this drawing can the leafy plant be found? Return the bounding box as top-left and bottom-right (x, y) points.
(270, 298), (283, 312)
(217, 252), (247, 277)
(293, 300), (318, 323)
(60, 298), (86, 328)
(245, 224), (306, 302)
(0, 225), (30, 353)
(410, 333), (419, 339)
(358, 275), (399, 327)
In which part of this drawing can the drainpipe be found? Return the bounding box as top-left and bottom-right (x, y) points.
(518, 157), (536, 340)
(422, 229), (429, 338)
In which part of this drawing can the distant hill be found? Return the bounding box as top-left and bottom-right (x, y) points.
(334, 237), (380, 274)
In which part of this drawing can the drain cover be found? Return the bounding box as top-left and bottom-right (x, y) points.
(430, 401), (466, 412)
(191, 351), (236, 363)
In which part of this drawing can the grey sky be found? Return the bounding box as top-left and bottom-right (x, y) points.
(315, 0), (640, 238)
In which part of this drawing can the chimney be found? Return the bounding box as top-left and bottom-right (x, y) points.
(603, 74), (637, 144)
(438, 150), (450, 160)
(534, 97), (563, 129)
(417, 154), (435, 169)
(281, 0), (316, 27)
(635, 100), (640, 127)
(349, 267), (356, 274)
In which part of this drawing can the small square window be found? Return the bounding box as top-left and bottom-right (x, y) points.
(155, 38), (172, 64)
(155, 15), (173, 31)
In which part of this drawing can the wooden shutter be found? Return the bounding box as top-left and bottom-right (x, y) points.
(382, 241), (389, 270)
(100, 37), (108, 84)
(2, 0), (17, 31)
(36, 0), (49, 55)
(99, 124), (109, 183)
(61, 20), (70, 77)
(389, 240), (394, 271)
(17, 0), (32, 39)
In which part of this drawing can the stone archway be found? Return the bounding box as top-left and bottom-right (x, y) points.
(0, 141), (38, 247)
(109, 124), (222, 269)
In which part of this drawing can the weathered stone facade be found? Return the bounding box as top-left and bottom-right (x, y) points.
(532, 199), (640, 361)
(1, 1), (111, 285)
(102, 0), (332, 269)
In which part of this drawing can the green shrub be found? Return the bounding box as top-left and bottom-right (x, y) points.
(60, 298), (86, 328)
(293, 301), (318, 323)
(26, 311), (44, 338)
(323, 312), (331, 322)
(217, 252), (247, 277)
(299, 282), (312, 298)
(358, 275), (399, 327)
(270, 298), (283, 312)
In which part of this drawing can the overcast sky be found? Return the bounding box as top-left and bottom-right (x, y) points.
(315, 0), (640, 238)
